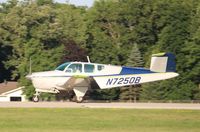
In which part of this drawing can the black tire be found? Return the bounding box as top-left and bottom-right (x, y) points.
(33, 95), (39, 102)
(76, 96), (84, 103)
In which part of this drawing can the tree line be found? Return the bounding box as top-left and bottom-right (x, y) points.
(0, 0), (199, 101)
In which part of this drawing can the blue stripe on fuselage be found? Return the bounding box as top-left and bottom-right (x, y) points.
(120, 66), (155, 75)
(31, 67), (155, 78)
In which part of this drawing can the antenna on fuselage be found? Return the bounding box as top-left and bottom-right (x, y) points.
(87, 56), (91, 63)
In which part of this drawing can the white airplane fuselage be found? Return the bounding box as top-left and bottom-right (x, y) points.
(27, 62), (122, 93)
(27, 62), (178, 92)
(26, 53), (179, 102)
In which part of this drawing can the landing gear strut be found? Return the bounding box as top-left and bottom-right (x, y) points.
(33, 91), (40, 102)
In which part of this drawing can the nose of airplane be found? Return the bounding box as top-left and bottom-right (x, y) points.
(26, 74), (32, 80)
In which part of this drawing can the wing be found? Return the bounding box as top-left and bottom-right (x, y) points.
(56, 76), (91, 90)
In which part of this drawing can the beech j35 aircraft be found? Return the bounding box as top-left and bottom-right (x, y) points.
(26, 53), (179, 102)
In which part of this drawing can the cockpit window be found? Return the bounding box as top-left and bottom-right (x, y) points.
(84, 64), (95, 73)
(66, 63), (82, 73)
(97, 65), (104, 71)
(55, 62), (70, 71)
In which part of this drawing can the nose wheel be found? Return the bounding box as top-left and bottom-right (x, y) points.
(33, 91), (40, 102)
(33, 95), (39, 102)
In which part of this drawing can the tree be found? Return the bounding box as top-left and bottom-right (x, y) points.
(140, 0), (199, 101)
(85, 0), (124, 100)
(0, 0), (199, 102)
(120, 43), (144, 102)
(0, 1), (87, 100)
(36, 0), (53, 6)
(141, 79), (199, 101)
(126, 43), (144, 67)
(60, 40), (87, 63)
(0, 44), (13, 82)
(85, 0), (136, 65)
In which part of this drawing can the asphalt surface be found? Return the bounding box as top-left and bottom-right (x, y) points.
(0, 102), (200, 110)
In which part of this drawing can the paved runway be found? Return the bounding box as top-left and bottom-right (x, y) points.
(0, 102), (200, 110)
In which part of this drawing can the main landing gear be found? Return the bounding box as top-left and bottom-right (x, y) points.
(32, 86), (88, 103)
(73, 87), (88, 103)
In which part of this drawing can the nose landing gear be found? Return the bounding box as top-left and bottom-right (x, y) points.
(33, 95), (39, 102)
(32, 91), (40, 102)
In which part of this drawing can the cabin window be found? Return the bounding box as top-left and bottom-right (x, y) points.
(66, 63), (82, 73)
(97, 65), (104, 71)
(84, 64), (95, 73)
(55, 62), (71, 71)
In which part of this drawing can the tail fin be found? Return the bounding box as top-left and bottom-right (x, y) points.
(150, 53), (176, 72)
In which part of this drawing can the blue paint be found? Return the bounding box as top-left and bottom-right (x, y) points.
(165, 53), (176, 72)
(120, 67), (154, 75)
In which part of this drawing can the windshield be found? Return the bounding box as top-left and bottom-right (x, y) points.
(55, 62), (71, 71)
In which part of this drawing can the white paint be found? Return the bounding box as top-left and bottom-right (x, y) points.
(0, 87), (26, 102)
(29, 62), (122, 93)
(0, 96), (9, 102)
(32, 77), (70, 90)
(150, 57), (168, 72)
(73, 87), (88, 98)
(94, 72), (179, 89)
(28, 61), (178, 100)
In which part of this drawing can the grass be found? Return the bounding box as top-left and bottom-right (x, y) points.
(0, 108), (200, 132)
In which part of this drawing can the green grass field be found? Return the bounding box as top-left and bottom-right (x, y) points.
(0, 108), (200, 132)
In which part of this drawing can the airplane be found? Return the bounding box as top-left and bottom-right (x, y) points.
(26, 52), (179, 102)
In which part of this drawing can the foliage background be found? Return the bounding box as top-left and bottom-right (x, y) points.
(0, 0), (199, 101)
